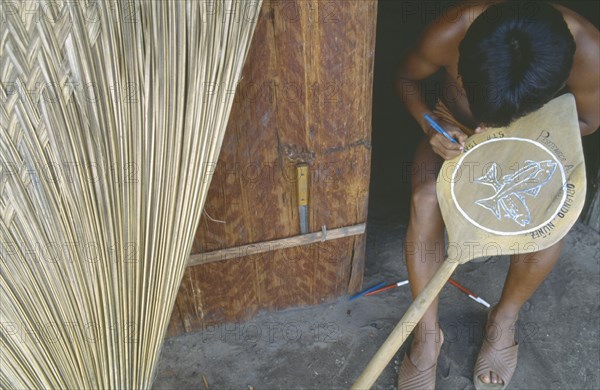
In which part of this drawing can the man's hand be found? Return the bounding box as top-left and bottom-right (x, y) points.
(426, 118), (467, 160)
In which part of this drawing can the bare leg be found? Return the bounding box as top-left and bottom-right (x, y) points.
(479, 239), (564, 384)
(403, 138), (445, 369)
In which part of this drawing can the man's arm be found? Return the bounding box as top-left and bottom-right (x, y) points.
(563, 7), (600, 136)
(569, 38), (600, 136)
(574, 86), (600, 136)
(395, 10), (469, 159)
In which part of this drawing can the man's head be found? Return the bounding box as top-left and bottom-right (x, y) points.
(458, 1), (576, 127)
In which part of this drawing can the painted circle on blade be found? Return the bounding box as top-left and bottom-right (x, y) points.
(449, 137), (566, 235)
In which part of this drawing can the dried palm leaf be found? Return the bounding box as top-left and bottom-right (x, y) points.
(0, 1), (261, 387)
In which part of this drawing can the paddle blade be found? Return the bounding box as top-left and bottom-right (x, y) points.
(437, 94), (586, 264)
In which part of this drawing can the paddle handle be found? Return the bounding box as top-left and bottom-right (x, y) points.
(351, 259), (459, 389)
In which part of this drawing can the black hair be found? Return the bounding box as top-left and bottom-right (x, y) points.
(458, 1), (576, 127)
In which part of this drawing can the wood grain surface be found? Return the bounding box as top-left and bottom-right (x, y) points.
(167, 0), (377, 336)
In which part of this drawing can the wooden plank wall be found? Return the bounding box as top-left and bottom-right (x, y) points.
(167, 0), (377, 336)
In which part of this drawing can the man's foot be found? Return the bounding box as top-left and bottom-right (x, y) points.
(397, 323), (444, 390)
(408, 323), (444, 370)
(474, 306), (519, 388)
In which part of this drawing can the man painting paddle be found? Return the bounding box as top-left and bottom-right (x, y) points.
(395, 1), (599, 389)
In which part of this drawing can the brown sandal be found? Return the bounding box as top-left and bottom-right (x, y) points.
(397, 329), (443, 390)
(473, 338), (519, 390)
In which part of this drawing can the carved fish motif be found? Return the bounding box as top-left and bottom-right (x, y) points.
(475, 160), (557, 226)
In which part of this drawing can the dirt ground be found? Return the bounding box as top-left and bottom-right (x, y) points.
(154, 218), (599, 390)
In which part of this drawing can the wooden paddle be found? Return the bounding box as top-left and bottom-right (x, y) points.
(352, 93), (586, 388)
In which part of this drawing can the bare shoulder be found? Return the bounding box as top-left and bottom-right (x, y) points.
(553, 3), (600, 134)
(553, 3), (600, 87)
(410, 2), (489, 67)
(552, 2), (600, 41)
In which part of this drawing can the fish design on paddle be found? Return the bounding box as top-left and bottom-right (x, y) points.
(474, 160), (557, 227)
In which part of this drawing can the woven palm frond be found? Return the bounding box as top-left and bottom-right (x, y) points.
(0, 1), (261, 387)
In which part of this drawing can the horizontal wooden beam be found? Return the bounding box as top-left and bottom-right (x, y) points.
(187, 223), (366, 267)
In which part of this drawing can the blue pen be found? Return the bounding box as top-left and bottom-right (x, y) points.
(424, 114), (458, 144)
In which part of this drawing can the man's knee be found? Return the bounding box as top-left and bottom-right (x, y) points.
(410, 180), (439, 216)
